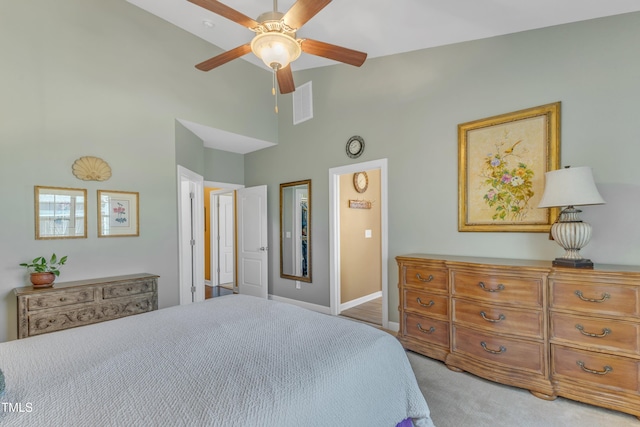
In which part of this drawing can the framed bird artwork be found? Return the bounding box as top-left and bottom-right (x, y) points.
(458, 102), (561, 232)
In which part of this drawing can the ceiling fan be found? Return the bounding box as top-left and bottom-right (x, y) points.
(189, 0), (368, 95)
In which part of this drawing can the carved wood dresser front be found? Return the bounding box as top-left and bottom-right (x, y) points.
(14, 273), (158, 339)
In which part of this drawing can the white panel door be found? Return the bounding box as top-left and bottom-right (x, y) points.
(218, 194), (234, 285)
(237, 185), (268, 298)
(177, 166), (204, 305)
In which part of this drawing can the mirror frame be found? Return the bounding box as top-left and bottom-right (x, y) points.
(34, 185), (88, 240)
(279, 179), (312, 283)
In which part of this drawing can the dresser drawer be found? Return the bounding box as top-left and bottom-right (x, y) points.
(452, 326), (545, 374)
(26, 288), (95, 311)
(103, 279), (155, 299)
(552, 345), (639, 393)
(404, 290), (448, 319)
(451, 270), (543, 308)
(550, 312), (639, 355)
(27, 294), (155, 336)
(403, 313), (449, 348)
(403, 265), (448, 292)
(452, 299), (543, 339)
(550, 280), (639, 317)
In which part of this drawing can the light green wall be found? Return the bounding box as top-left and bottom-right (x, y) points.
(204, 147), (245, 185)
(0, 0), (275, 342)
(175, 121), (206, 176)
(246, 12), (640, 321)
(3, 2), (639, 340)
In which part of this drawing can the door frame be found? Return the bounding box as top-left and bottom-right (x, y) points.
(328, 158), (389, 329)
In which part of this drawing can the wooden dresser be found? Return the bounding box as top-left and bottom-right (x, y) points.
(549, 267), (640, 418)
(14, 273), (158, 339)
(397, 254), (640, 419)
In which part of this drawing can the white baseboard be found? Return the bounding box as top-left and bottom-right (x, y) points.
(387, 321), (399, 332)
(340, 291), (382, 311)
(268, 294), (332, 315)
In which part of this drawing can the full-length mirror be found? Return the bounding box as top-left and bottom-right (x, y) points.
(280, 179), (311, 282)
(35, 186), (87, 239)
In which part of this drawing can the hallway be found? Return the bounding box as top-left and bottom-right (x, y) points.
(340, 297), (382, 327)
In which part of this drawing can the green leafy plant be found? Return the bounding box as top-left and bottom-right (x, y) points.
(20, 253), (68, 276)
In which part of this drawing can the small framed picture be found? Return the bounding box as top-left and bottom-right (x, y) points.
(97, 190), (139, 237)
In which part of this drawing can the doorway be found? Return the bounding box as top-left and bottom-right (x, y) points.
(177, 166), (205, 304)
(207, 186), (240, 298)
(328, 159), (389, 329)
(204, 183), (269, 299)
(178, 174), (269, 303)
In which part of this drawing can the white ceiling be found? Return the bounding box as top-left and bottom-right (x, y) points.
(127, 0), (640, 153)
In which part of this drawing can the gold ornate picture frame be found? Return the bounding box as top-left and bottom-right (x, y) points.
(458, 102), (561, 232)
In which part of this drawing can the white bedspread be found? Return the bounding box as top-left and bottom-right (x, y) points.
(0, 294), (433, 426)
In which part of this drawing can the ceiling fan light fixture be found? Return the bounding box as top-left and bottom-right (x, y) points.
(251, 32), (301, 70)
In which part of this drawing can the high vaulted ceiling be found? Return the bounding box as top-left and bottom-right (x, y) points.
(128, 0), (640, 71)
(126, 0), (640, 153)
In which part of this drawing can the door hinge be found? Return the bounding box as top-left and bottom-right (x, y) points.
(190, 239), (196, 246)
(191, 286), (196, 294)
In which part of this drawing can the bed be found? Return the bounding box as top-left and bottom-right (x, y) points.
(0, 294), (434, 426)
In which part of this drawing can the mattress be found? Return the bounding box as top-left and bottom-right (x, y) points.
(0, 294), (434, 426)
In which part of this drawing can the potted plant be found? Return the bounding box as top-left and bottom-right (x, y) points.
(20, 253), (68, 288)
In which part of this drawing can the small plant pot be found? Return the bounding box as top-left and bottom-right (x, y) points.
(30, 272), (56, 288)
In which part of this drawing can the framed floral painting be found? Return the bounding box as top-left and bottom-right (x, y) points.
(97, 190), (139, 237)
(458, 102), (560, 232)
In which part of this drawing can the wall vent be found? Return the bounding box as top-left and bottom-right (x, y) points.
(293, 81), (313, 125)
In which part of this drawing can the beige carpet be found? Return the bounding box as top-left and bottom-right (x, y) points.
(407, 351), (638, 427)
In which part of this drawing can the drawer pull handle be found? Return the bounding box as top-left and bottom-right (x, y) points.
(480, 342), (506, 354)
(576, 361), (613, 375)
(59, 297), (67, 302)
(417, 323), (436, 334)
(416, 298), (434, 308)
(478, 282), (505, 292)
(480, 311), (506, 323)
(574, 290), (610, 303)
(575, 324), (611, 338)
(416, 273), (434, 283)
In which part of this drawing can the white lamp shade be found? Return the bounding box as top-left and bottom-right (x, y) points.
(251, 33), (301, 69)
(538, 166), (605, 208)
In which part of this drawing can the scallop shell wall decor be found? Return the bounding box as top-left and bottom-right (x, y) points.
(72, 156), (112, 181)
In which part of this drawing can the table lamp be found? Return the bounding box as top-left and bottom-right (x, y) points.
(538, 166), (605, 268)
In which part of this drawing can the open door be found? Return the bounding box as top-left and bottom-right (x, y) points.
(237, 185), (268, 298)
(212, 192), (235, 286)
(177, 166), (205, 304)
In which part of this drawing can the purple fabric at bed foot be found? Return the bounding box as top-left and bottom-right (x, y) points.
(396, 418), (414, 427)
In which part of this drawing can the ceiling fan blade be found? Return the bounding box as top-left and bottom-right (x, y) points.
(188, 0), (260, 29)
(276, 65), (296, 94)
(282, 0), (332, 29)
(300, 38), (367, 67)
(195, 44), (252, 71)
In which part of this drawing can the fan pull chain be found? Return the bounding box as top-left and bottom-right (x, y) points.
(272, 69), (279, 114)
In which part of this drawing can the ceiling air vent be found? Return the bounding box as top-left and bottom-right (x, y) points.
(293, 81), (313, 125)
